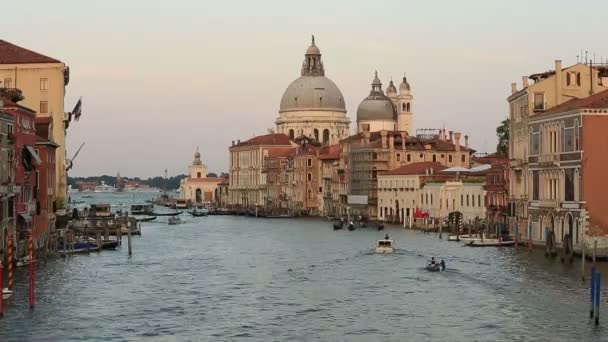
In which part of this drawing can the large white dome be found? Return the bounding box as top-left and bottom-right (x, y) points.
(279, 75), (346, 113)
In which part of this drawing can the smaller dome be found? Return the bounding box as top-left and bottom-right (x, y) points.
(399, 75), (411, 93)
(357, 71), (397, 122)
(386, 79), (397, 95)
(305, 35), (321, 55)
(194, 151), (200, 159)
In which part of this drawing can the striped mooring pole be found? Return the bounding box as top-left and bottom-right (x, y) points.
(7, 233), (13, 290)
(28, 231), (35, 309)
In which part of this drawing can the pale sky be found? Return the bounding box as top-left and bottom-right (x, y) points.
(4, 0), (608, 178)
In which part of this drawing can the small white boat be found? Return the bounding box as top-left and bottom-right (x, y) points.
(375, 239), (394, 254)
(466, 239), (515, 247)
(16, 255), (35, 267)
(447, 234), (472, 242)
(2, 288), (14, 300)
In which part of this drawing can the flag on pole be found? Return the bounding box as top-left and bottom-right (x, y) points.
(72, 97), (82, 121)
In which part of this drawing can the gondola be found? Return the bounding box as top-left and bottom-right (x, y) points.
(188, 210), (208, 217)
(347, 223), (355, 231)
(333, 222), (343, 230)
(135, 215), (157, 222)
(376, 223), (384, 231)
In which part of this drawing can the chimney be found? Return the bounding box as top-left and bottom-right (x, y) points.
(464, 135), (469, 148)
(381, 130), (388, 148)
(522, 76), (529, 88)
(555, 59), (563, 103)
(389, 134), (395, 149)
(454, 132), (461, 152)
(511, 82), (517, 94)
(449, 131), (453, 144)
(232, 140), (235, 146)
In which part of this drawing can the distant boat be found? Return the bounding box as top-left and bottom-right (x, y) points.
(425, 263), (443, 272)
(131, 203), (154, 216)
(168, 216), (182, 225)
(94, 181), (117, 193)
(153, 211), (182, 217)
(59, 241), (100, 255)
(466, 239), (515, 247)
(188, 209), (208, 217)
(134, 215), (156, 222)
(2, 288), (13, 300)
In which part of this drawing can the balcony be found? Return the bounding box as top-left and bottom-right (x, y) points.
(538, 154), (559, 166)
(538, 199), (558, 208)
(323, 192), (332, 198)
(509, 159), (523, 169)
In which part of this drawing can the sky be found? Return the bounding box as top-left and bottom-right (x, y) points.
(3, 0), (608, 178)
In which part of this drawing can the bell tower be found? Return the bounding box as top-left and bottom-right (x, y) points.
(396, 74), (413, 135)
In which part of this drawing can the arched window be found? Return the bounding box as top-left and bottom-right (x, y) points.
(566, 72), (571, 86)
(407, 154), (411, 162)
(406, 103), (410, 112)
(307, 173), (312, 181)
(461, 155), (465, 163)
(396, 153), (401, 161)
(576, 72), (581, 86)
(314, 129), (319, 142)
(289, 129), (294, 140)
(402, 103), (406, 111)
(461, 194), (464, 206)
(432, 154), (437, 162)
(323, 129), (330, 144)
(449, 155), (453, 163)
(466, 195), (469, 207)
(478, 195), (482, 207)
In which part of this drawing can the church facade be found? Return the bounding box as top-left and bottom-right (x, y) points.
(180, 149), (223, 205)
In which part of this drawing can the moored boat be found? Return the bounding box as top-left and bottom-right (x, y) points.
(131, 203), (154, 216)
(466, 239), (515, 247)
(168, 216), (182, 225)
(188, 209), (208, 217)
(134, 215), (156, 222)
(2, 288), (13, 300)
(375, 239), (394, 254)
(347, 222), (355, 231)
(333, 221), (343, 230)
(59, 241), (100, 255)
(153, 210), (182, 217)
(16, 255), (35, 267)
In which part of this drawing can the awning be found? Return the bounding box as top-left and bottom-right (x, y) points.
(18, 213), (32, 222)
(25, 145), (42, 165)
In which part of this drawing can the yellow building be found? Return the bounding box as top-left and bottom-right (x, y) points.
(179, 149), (222, 204)
(0, 40), (70, 207)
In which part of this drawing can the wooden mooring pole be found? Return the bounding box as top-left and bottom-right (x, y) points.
(595, 272), (601, 326)
(127, 220), (133, 256)
(0, 262), (4, 319)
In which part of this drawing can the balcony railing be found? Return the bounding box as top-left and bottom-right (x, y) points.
(538, 154), (559, 165)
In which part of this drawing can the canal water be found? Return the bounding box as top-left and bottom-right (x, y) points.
(1, 193), (607, 341)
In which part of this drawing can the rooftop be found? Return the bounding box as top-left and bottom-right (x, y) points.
(0, 40), (62, 64)
(232, 133), (293, 148)
(540, 89), (608, 116)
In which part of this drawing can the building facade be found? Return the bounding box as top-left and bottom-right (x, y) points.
(0, 40), (71, 207)
(508, 60), (608, 239)
(275, 37), (350, 145)
(344, 128), (473, 219)
(228, 133), (295, 207)
(34, 116), (58, 250)
(0, 110), (16, 259)
(526, 89), (608, 249)
(179, 149), (222, 205)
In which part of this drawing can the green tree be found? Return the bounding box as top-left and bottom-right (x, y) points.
(0, 88), (24, 102)
(496, 118), (510, 158)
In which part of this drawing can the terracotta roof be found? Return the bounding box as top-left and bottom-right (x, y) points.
(233, 133), (292, 148)
(342, 130), (472, 152)
(319, 144), (341, 160)
(185, 178), (223, 183)
(266, 147), (296, 158)
(381, 162), (447, 176)
(540, 89), (608, 116)
(0, 40), (62, 64)
(219, 177), (230, 185)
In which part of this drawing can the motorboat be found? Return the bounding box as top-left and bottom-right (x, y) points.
(466, 239), (516, 247)
(59, 241), (100, 255)
(87, 238), (119, 250)
(2, 288), (13, 300)
(168, 216), (182, 225)
(375, 239), (394, 254)
(425, 263), (443, 272)
(153, 210), (182, 217)
(448, 234), (472, 242)
(89, 204), (113, 218)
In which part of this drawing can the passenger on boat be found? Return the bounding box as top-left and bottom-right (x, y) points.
(430, 257), (436, 265)
(384, 234), (390, 240)
(440, 259), (446, 270)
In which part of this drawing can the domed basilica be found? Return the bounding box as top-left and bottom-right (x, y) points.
(275, 36), (350, 145)
(357, 72), (413, 135)
(275, 36), (414, 143)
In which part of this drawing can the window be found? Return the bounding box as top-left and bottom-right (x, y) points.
(40, 78), (49, 90)
(289, 129), (294, 139)
(565, 169), (574, 201)
(307, 158), (312, 167)
(534, 93), (544, 110)
(461, 155), (465, 163)
(478, 195), (481, 207)
(466, 195), (469, 207)
(576, 72), (581, 86)
(40, 101), (49, 113)
(397, 153), (401, 162)
(307, 173), (312, 181)
(197, 172), (201, 178)
(419, 153), (423, 159)
(406, 103), (410, 111)
(461, 195), (463, 206)
(323, 129), (330, 144)
(532, 171), (539, 200)
(407, 154), (411, 162)
(319, 187), (322, 193)
(3, 78), (12, 88)
(430, 194), (433, 205)
(313, 129), (319, 142)
(449, 155), (452, 163)
(566, 72), (571, 86)
(402, 103), (406, 111)
(432, 154), (437, 162)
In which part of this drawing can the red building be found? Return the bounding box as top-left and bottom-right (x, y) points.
(1, 99), (41, 255)
(34, 116), (58, 250)
(472, 153), (509, 226)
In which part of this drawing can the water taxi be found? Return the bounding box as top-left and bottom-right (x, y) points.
(375, 239), (394, 254)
